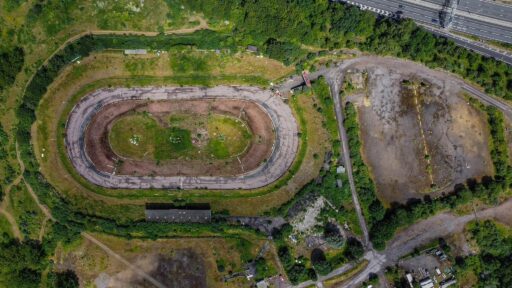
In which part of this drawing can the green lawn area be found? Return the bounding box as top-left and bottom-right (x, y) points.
(207, 115), (252, 159)
(108, 112), (252, 161)
(109, 113), (158, 159)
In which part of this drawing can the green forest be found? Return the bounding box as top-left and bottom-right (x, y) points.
(456, 221), (512, 287)
(183, 0), (512, 99)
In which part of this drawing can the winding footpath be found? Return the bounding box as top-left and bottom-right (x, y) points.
(0, 145), (24, 239)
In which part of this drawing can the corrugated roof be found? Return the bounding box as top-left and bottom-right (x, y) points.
(145, 208), (211, 223)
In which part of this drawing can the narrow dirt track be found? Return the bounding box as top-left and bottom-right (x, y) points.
(0, 208), (22, 239)
(82, 232), (168, 288)
(0, 143), (25, 239)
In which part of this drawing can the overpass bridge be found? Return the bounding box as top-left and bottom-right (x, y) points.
(340, 0), (512, 44)
(339, 0), (512, 64)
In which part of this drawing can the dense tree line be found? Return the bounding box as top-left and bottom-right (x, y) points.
(344, 103), (386, 228)
(486, 106), (512, 184)
(0, 46), (24, 91)
(0, 239), (46, 288)
(344, 102), (511, 250)
(456, 221), (512, 287)
(0, 220), (82, 287)
(183, 0), (511, 100)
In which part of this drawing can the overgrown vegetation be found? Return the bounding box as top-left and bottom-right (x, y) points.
(0, 46), (24, 92)
(344, 103), (385, 228)
(486, 106), (511, 183)
(3, 0), (512, 284)
(183, 1), (512, 100)
(455, 220), (512, 287)
(273, 225), (317, 284)
(0, 239), (47, 287)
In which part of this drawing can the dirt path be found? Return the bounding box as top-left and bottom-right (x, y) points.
(38, 217), (49, 241)
(0, 143), (25, 239)
(327, 198), (512, 288)
(82, 233), (168, 288)
(326, 66), (371, 249)
(7, 142), (55, 241)
(14, 142), (55, 222)
(0, 208), (22, 239)
(40, 16), (208, 69)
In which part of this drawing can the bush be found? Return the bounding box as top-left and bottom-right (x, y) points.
(343, 237), (364, 261)
(0, 46), (24, 91)
(311, 248), (332, 276)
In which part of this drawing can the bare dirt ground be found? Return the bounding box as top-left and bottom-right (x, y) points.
(348, 64), (493, 204)
(55, 233), (271, 288)
(85, 99), (274, 177)
(99, 251), (207, 288)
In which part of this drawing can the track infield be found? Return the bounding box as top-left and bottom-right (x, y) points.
(66, 86), (299, 190)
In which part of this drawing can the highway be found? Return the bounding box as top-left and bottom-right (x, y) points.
(339, 0), (512, 62)
(420, 24), (512, 65)
(424, 0), (512, 22)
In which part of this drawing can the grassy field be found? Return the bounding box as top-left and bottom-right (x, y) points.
(207, 114), (252, 159)
(109, 112), (251, 161)
(29, 50), (327, 220)
(55, 232), (280, 288)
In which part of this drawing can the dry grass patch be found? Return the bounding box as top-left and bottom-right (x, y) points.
(55, 233), (278, 288)
(32, 51), (302, 220)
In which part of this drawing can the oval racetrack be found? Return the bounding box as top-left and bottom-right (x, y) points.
(65, 86), (299, 190)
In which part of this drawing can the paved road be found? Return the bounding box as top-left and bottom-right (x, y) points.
(423, 0), (512, 22)
(420, 24), (512, 65)
(280, 55), (512, 287)
(339, 0), (512, 63)
(340, 198), (512, 287)
(66, 86), (299, 190)
(326, 66), (372, 250)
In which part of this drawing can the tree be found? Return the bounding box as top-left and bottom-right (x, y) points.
(0, 46), (24, 91)
(46, 270), (79, 288)
(343, 237), (364, 260)
(0, 240), (46, 287)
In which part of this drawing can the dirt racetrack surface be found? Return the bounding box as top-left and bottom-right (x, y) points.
(344, 59), (493, 204)
(65, 86), (298, 190)
(85, 99), (274, 177)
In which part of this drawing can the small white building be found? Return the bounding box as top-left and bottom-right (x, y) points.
(441, 279), (457, 288)
(435, 267), (442, 275)
(419, 277), (434, 288)
(406, 273), (414, 288)
(337, 166), (346, 174)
